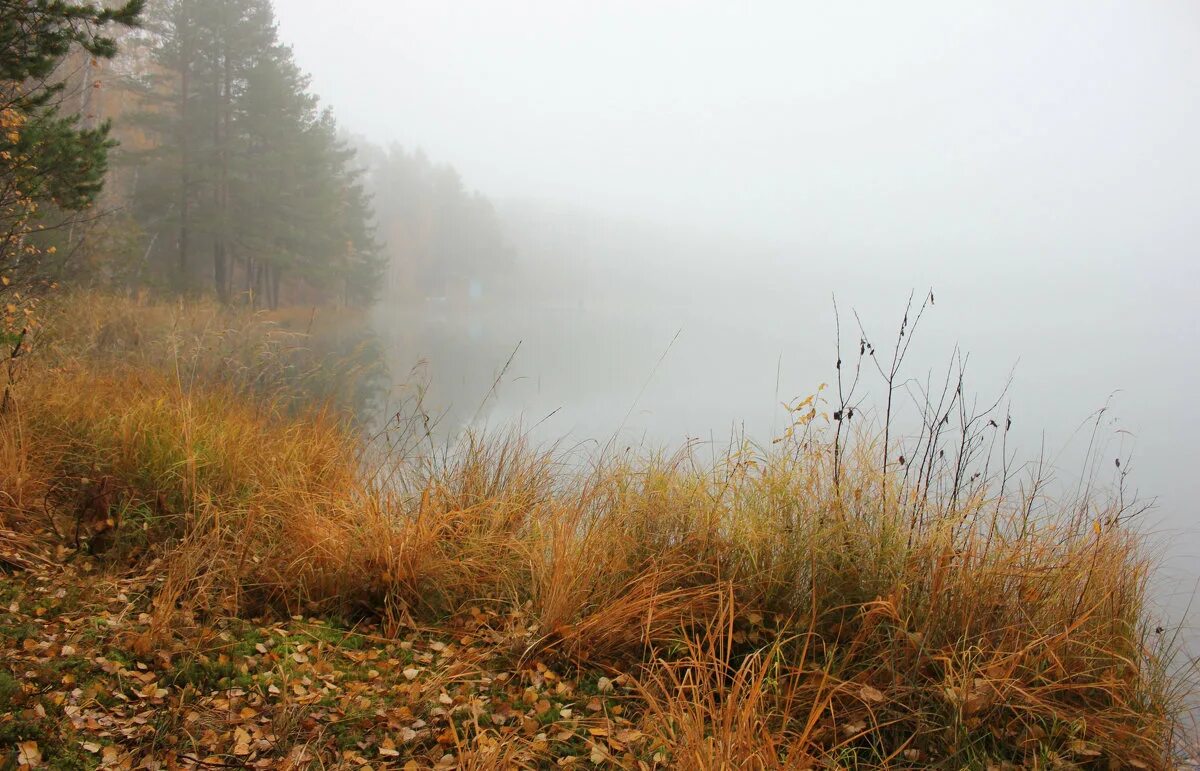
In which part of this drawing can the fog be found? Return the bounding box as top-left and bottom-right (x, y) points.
(274, 2), (1200, 627)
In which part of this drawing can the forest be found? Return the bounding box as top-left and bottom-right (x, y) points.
(0, 1), (1196, 769)
(2, 0), (510, 312)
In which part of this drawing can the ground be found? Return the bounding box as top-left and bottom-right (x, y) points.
(0, 548), (647, 770)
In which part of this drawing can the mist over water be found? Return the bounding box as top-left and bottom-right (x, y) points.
(271, 2), (1200, 631)
(9, 0), (1198, 761)
(370, 209), (1199, 634)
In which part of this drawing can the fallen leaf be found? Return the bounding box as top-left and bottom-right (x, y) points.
(17, 741), (42, 767)
(858, 684), (884, 703)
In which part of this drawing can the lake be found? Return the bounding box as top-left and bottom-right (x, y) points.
(372, 230), (1200, 648)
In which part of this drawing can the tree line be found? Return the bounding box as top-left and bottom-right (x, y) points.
(359, 142), (513, 301)
(2, 0), (514, 312)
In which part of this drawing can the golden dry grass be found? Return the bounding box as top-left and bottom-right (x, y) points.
(0, 292), (1192, 768)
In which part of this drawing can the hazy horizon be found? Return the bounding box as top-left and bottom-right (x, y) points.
(5, 1), (1193, 761)
(274, 1), (1199, 622)
(277, 2), (1200, 255)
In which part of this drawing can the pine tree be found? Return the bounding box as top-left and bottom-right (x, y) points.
(1, 0), (144, 286)
(130, 0), (378, 305)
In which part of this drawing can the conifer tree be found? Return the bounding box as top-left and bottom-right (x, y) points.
(131, 0), (378, 305)
(1, 0), (143, 287)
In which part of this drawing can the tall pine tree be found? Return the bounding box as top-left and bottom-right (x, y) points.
(129, 0), (378, 305)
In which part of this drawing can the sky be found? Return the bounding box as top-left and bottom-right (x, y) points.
(274, 1), (1200, 264)
(272, 1), (1200, 620)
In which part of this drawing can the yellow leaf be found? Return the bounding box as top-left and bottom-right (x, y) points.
(17, 740), (41, 767)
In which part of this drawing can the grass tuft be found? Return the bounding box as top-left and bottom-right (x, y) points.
(0, 292), (1192, 767)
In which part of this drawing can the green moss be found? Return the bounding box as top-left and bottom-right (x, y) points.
(0, 670), (21, 710)
(100, 648), (134, 668)
(0, 709), (97, 770)
(302, 621), (367, 650)
(0, 714), (48, 748)
(332, 727), (366, 750)
(0, 578), (20, 606)
(44, 655), (94, 682)
(0, 619), (36, 641)
(166, 656), (240, 691)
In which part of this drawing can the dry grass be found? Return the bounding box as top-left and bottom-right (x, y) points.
(0, 292), (1193, 768)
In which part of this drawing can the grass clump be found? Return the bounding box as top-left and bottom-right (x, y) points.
(0, 292), (1192, 768)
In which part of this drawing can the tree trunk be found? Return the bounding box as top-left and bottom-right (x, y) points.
(269, 264), (281, 310)
(177, 4), (192, 289)
(212, 81), (225, 300)
(250, 259), (263, 309)
(211, 34), (228, 302)
(221, 42), (234, 301)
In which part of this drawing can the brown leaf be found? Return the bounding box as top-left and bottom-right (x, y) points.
(857, 684), (884, 703)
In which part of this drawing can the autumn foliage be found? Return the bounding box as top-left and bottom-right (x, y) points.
(0, 295), (1193, 768)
